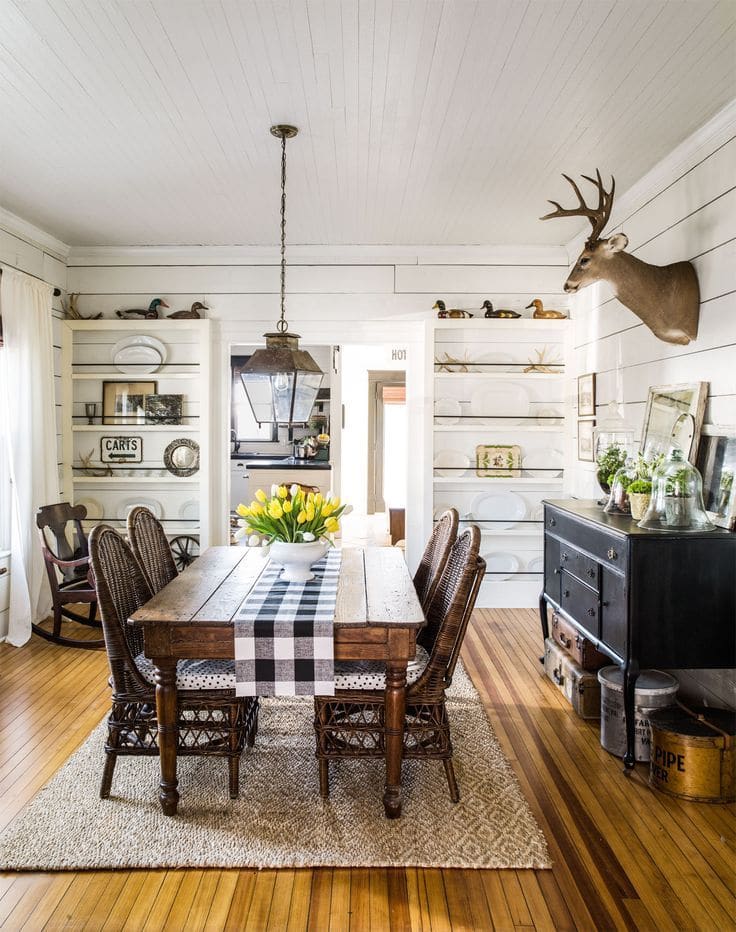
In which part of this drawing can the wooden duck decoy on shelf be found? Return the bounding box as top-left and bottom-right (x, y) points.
(116, 298), (169, 320)
(526, 298), (567, 319)
(167, 301), (208, 319)
(433, 299), (473, 319)
(481, 300), (521, 319)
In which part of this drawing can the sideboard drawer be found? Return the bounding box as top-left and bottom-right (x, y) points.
(560, 571), (599, 638)
(559, 544), (599, 591)
(545, 506), (627, 573)
(600, 568), (626, 659)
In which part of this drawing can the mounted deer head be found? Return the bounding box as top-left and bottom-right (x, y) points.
(541, 170), (699, 345)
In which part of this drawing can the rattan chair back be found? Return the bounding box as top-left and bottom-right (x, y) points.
(410, 525), (485, 699)
(413, 508), (459, 614)
(127, 506), (178, 594)
(89, 523), (155, 700)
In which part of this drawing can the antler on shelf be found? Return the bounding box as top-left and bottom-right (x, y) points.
(540, 169), (615, 242)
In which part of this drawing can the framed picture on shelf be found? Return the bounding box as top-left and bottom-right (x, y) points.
(696, 425), (736, 530)
(145, 394), (183, 425)
(577, 419), (595, 462)
(577, 372), (596, 417)
(102, 381), (156, 425)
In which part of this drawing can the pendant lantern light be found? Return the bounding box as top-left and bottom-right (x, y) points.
(240, 125), (323, 425)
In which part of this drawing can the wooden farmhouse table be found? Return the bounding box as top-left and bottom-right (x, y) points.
(129, 545), (426, 818)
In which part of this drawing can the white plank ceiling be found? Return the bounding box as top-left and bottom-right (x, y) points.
(0, 0), (734, 247)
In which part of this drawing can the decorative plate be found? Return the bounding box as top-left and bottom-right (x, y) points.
(164, 438), (200, 477)
(536, 407), (564, 426)
(76, 498), (103, 520)
(527, 556), (544, 574)
(470, 490), (526, 530)
(476, 444), (521, 478)
(179, 499), (199, 520)
(434, 398), (462, 426)
(433, 450), (470, 478)
(111, 335), (167, 374)
(525, 448), (563, 478)
(116, 498), (163, 520)
(483, 552), (520, 581)
(472, 351), (515, 373)
(469, 384), (530, 423)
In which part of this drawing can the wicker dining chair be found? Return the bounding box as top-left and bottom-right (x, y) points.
(413, 508), (459, 619)
(127, 506), (178, 594)
(314, 526), (485, 803)
(89, 524), (258, 801)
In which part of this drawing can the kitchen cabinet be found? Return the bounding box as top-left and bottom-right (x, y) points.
(428, 318), (570, 606)
(541, 499), (736, 766)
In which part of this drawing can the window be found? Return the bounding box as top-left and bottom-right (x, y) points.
(231, 356), (276, 442)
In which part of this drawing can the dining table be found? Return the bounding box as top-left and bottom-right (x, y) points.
(129, 545), (426, 818)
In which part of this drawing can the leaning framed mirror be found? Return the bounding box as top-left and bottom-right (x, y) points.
(696, 425), (736, 530)
(640, 382), (708, 463)
(163, 438), (200, 477)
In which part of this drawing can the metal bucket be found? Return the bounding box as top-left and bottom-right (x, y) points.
(597, 666), (679, 762)
(649, 705), (736, 803)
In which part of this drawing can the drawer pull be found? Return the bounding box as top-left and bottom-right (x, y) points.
(587, 568), (596, 579)
(554, 568), (560, 575)
(563, 589), (570, 598)
(0, 567), (6, 576)
(549, 518), (556, 527)
(558, 632), (571, 648)
(561, 552), (568, 561)
(553, 666), (564, 686)
(586, 607), (596, 617)
(607, 547), (618, 560)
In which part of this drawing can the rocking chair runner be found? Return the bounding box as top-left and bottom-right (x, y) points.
(314, 526), (485, 803)
(34, 502), (103, 649)
(89, 524), (258, 800)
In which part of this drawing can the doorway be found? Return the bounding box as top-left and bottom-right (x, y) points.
(367, 371), (407, 545)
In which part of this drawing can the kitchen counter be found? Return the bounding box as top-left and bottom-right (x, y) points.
(231, 455), (331, 470)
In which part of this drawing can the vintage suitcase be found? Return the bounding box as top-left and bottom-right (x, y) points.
(551, 612), (609, 671)
(544, 637), (601, 720)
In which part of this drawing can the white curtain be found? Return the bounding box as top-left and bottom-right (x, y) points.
(0, 266), (59, 646)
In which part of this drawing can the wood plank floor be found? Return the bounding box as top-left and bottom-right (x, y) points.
(1, 608), (734, 930)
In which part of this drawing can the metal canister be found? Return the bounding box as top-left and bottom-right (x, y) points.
(597, 666), (679, 762)
(649, 705), (736, 802)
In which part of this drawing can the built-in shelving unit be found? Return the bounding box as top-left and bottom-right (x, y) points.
(60, 318), (211, 546)
(428, 317), (570, 607)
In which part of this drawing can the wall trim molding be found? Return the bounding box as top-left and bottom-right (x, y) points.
(65, 243), (569, 268)
(0, 208), (70, 261)
(564, 97), (736, 261)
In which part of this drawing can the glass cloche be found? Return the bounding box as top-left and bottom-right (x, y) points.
(638, 447), (715, 532)
(604, 458), (637, 515)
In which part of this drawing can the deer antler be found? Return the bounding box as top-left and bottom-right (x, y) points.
(540, 169), (615, 242)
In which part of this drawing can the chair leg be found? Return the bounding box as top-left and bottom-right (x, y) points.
(229, 757), (239, 799)
(319, 759), (330, 798)
(52, 603), (63, 638)
(88, 600), (97, 624)
(443, 758), (460, 803)
(228, 703), (241, 799)
(100, 751), (117, 799)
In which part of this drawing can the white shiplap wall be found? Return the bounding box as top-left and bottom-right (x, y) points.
(567, 111), (736, 709)
(65, 246), (570, 569)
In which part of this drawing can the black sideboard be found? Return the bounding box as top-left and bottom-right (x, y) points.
(540, 499), (736, 767)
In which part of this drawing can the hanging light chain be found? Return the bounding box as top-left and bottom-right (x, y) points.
(278, 131), (288, 333)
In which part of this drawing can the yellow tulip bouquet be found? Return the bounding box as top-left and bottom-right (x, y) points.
(234, 484), (350, 545)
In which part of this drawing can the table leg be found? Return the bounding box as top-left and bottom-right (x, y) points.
(153, 657), (179, 815)
(383, 659), (407, 819)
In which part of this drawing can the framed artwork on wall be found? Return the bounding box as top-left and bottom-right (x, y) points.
(696, 425), (736, 530)
(102, 381), (157, 425)
(577, 373), (596, 417)
(577, 419), (595, 462)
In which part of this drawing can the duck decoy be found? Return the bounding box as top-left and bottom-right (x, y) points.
(433, 299), (473, 319)
(167, 301), (207, 320)
(482, 300), (520, 319)
(116, 298), (169, 320)
(526, 298), (567, 319)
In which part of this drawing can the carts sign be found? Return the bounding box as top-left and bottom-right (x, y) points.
(101, 436), (143, 463)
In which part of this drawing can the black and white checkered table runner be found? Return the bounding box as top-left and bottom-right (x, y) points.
(233, 548), (341, 696)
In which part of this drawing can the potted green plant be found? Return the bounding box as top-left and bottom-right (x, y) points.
(628, 478), (652, 520)
(596, 443), (628, 496)
(664, 465), (694, 527)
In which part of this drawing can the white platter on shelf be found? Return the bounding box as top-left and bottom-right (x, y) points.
(179, 499), (199, 520)
(471, 490), (526, 529)
(117, 498), (163, 520)
(526, 449), (563, 478)
(527, 556), (544, 574)
(434, 398), (462, 425)
(473, 351), (514, 373)
(530, 503), (544, 521)
(483, 552), (520, 581)
(76, 498), (103, 519)
(433, 450), (470, 478)
(111, 335), (167, 374)
(535, 407), (564, 426)
(469, 384), (530, 424)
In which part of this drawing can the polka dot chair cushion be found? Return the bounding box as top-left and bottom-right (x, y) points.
(135, 655), (236, 690)
(333, 644), (430, 691)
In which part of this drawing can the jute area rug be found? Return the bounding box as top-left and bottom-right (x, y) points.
(0, 664), (550, 870)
